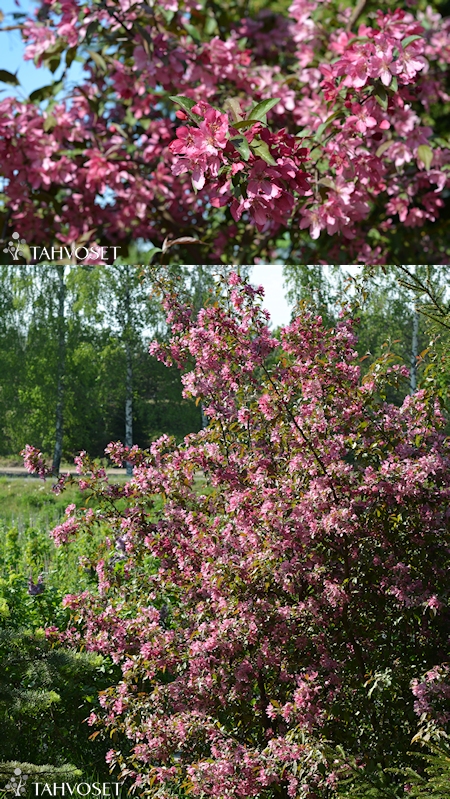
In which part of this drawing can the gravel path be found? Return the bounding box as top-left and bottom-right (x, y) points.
(0, 467), (128, 478)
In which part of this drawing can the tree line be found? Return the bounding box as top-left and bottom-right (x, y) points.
(1, 266), (448, 470)
(0, 266), (219, 470)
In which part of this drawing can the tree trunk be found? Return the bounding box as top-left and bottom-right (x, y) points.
(125, 337), (133, 475)
(410, 306), (419, 394)
(52, 266), (66, 476)
(200, 402), (208, 430)
(124, 269), (133, 476)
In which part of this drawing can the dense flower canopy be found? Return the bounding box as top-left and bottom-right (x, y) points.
(1, 0), (450, 263)
(23, 272), (450, 797)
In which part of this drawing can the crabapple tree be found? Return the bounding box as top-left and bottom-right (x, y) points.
(1, 0), (450, 263)
(23, 271), (450, 797)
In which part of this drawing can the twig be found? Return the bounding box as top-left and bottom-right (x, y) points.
(345, 0), (368, 32)
(396, 265), (450, 323)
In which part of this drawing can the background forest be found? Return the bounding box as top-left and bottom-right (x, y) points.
(1, 265), (449, 465)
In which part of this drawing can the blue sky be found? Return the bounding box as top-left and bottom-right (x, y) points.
(0, 0), (51, 97)
(0, 0), (85, 98)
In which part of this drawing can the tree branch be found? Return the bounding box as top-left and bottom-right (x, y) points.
(396, 265), (450, 325)
(345, 0), (368, 32)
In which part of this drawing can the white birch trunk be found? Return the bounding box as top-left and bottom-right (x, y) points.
(410, 306), (419, 394)
(52, 265), (66, 475)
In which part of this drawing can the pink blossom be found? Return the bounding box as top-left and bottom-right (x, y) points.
(370, 44), (395, 86)
(299, 206), (324, 239)
(21, 445), (52, 478)
(339, 50), (372, 88)
(23, 23), (57, 65)
(393, 41), (427, 81)
(345, 103), (378, 134)
(50, 514), (80, 547)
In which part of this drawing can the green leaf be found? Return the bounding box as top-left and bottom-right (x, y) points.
(316, 111), (342, 138)
(0, 69), (20, 87)
(308, 147), (321, 160)
(87, 49), (107, 72)
(29, 82), (64, 103)
(170, 95), (196, 111)
(43, 115), (58, 132)
(249, 138), (277, 165)
(247, 97), (280, 123)
(376, 140), (393, 158)
(65, 47), (77, 69)
(183, 22), (201, 43)
(402, 34), (422, 48)
(40, 38), (65, 73)
(231, 119), (262, 129)
(230, 135), (250, 161)
(205, 15), (218, 35)
(435, 137), (450, 148)
(390, 75), (398, 93)
(169, 96), (203, 123)
(40, 40), (64, 57)
(124, 108), (138, 127)
(318, 177), (335, 189)
(417, 144), (433, 171)
(224, 97), (243, 122)
(48, 56), (62, 74)
(374, 85), (388, 111)
(58, 148), (87, 157)
(145, 247), (163, 264)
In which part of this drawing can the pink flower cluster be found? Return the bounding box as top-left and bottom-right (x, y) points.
(170, 103), (229, 190)
(164, 7), (450, 244)
(329, 10), (426, 89)
(169, 102), (310, 230)
(411, 665), (450, 724)
(50, 511), (80, 547)
(1, 0), (449, 260)
(21, 444), (53, 478)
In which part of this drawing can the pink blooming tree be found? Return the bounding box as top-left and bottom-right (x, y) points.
(1, 0), (450, 264)
(25, 272), (450, 796)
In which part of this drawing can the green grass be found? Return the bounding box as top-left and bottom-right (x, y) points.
(0, 476), (112, 609)
(0, 468), (204, 604)
(0, 477), (85, 529)
(0, 469), (167, 607)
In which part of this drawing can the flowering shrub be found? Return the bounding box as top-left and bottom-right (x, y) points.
(1, 0), (450, 263)
(411, 666), (450, 726)
(25, 273), (450, 796)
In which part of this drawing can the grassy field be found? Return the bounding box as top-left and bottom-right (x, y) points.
(0, 477), (85, 528)
(0, 475), (111, 616)
(0, 467), (205, 609)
